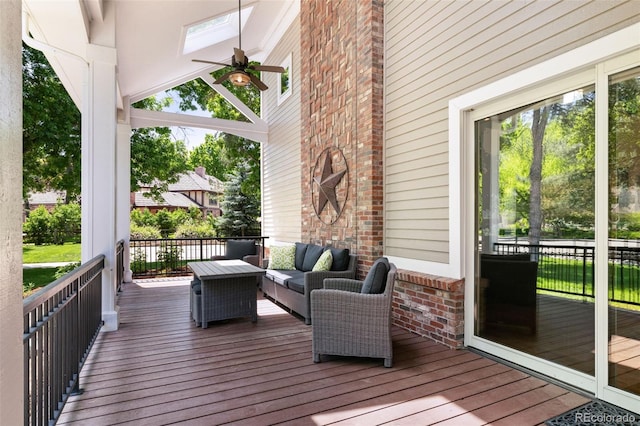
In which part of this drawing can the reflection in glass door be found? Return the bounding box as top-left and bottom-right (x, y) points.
(608, 67), (640, 397)
(475, 85), (597, 376)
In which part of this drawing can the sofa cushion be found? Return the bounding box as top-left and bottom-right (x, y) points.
(326, 247), (350, 271)
(226, 239), (257, 260)
(285, 270), (307, 294)
(265, 269), (294, 286)
(361, 257), (390, 294)
(295, 242), (308, 271)
(302, 244), (324, 271)
(312, 249), (333, 271)
(268, 245), (296, 270)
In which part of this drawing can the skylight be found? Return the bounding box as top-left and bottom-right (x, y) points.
(182, 6), (253, 55)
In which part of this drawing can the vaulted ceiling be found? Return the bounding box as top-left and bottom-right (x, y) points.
(22, 0), (298, 110)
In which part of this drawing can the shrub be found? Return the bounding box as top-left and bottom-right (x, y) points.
(54, 262), (81, 279)
(24, 206), (51, 245)
(174, 222), (216, 238)
(130, 224), (162, 240)
(130, 208), (156, 227)
(49, 203), (81, 245)
(157, 242), (182, 271)
(131, 248), (148, 274)
(155, 209), (176, 237)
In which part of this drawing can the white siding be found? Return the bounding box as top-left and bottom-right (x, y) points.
(384, 0), (640, 269)
(261, 16), (301, 245)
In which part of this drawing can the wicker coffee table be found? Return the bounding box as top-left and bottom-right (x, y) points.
(188, 260), (266, 328)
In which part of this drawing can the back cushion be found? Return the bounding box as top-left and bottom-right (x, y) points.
(226, 239), (256, 260)
(295, 243), (308, 270)
(302, 244), (324, 271)
(326, 247), (350, 271)
(361, 257), (390, 294)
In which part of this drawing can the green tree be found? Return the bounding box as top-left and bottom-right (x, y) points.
(130, 97), (190, 198)
(172, 70), (261, 197)
(217, 163), (260, 237)
(22, 44), (81, 199)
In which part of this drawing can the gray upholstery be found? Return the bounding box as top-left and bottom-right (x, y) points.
(361, 257), (390, 294)
(261, 247), (357, 325)
(311, 262), (397, 367)
(211, 239), (259, 267)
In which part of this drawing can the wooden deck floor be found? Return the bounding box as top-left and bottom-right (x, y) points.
(57, 278), (591, 425)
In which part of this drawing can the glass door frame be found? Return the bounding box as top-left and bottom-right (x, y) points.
(452, 24), (640, 412)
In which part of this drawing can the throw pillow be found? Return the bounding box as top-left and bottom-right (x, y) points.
(268, 245), (296, 270)
(361, 257), (390, 294)
(312, 249), (333, 271)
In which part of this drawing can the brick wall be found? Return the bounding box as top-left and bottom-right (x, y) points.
(394, 269), (465, 349)
(300, 0), (384, 277)
(300, 0), (464, 348)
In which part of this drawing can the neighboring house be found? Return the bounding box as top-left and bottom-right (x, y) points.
(22, 191), (67, 221)
(132, 166), (224, 217)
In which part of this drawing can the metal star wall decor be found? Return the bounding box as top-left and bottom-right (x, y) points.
(312, 147), (349, 224)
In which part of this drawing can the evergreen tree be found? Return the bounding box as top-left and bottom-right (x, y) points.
(217, 163), (260, 237)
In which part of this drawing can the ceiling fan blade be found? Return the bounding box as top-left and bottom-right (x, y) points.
(251, 65), (286, 73)
(234, 47), (245, 65)
(192, 59), (231, 67)
(249, 73), (268, 91)
(213, 70), (235, 85)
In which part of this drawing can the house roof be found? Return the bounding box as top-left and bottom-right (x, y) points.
(28, 191), (65, 205)
(168, 171), (224, 193)
(133, 192), (199, 209)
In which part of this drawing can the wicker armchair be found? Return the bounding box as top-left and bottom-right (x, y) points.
(311, 259), (397, 367)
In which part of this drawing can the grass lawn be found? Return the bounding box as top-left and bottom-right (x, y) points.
(23, 243), (81, 296)
(23, 243), (81, 264)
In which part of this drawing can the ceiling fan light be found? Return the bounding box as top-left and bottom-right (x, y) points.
(230, 71), (251, 86)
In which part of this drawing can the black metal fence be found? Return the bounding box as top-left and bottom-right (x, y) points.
(23, 255), (105, 426)
(129, 237), (268, 278)
(493, 242), (640, 306)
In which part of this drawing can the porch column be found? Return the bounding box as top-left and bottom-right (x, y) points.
(117, 120), (133, 283)
(81, 10), (120, 330)
(0, 0), (25, 423)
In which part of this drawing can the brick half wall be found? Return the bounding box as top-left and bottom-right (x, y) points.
(393, 270), (465, 349)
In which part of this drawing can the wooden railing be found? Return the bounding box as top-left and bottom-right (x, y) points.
(23, 255), (105, 426)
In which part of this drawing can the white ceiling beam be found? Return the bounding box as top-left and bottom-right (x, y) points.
(129, 108), (267, 143)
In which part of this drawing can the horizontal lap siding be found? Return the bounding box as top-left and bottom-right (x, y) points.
(384, 0), (640, 266)
(263, 17), (301, 244)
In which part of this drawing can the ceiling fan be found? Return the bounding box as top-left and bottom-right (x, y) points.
(192, 0), (285, 91)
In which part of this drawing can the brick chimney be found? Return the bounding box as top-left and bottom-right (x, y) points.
(195, 166), (206, 178)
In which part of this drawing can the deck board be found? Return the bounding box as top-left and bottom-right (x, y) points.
(57, 278), (591, 425)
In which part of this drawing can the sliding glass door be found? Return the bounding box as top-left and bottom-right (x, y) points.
(468, 57), (640, 409)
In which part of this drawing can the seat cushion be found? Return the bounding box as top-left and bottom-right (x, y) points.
(326, 247), (350, 271)
(226, 239), (256, 260)
(265, 270), (294, 286)
(361, 257), (390, 294)
(285, 271), (307, 294)
(302, 244), (324, 271)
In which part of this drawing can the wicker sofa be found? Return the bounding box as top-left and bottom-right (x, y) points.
(261, 242), (357, 324)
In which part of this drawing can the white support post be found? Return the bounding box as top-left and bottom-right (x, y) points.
(81, 9), (120, 331)
(117, 121), (133, 283)
(0, 1), (25, 423)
